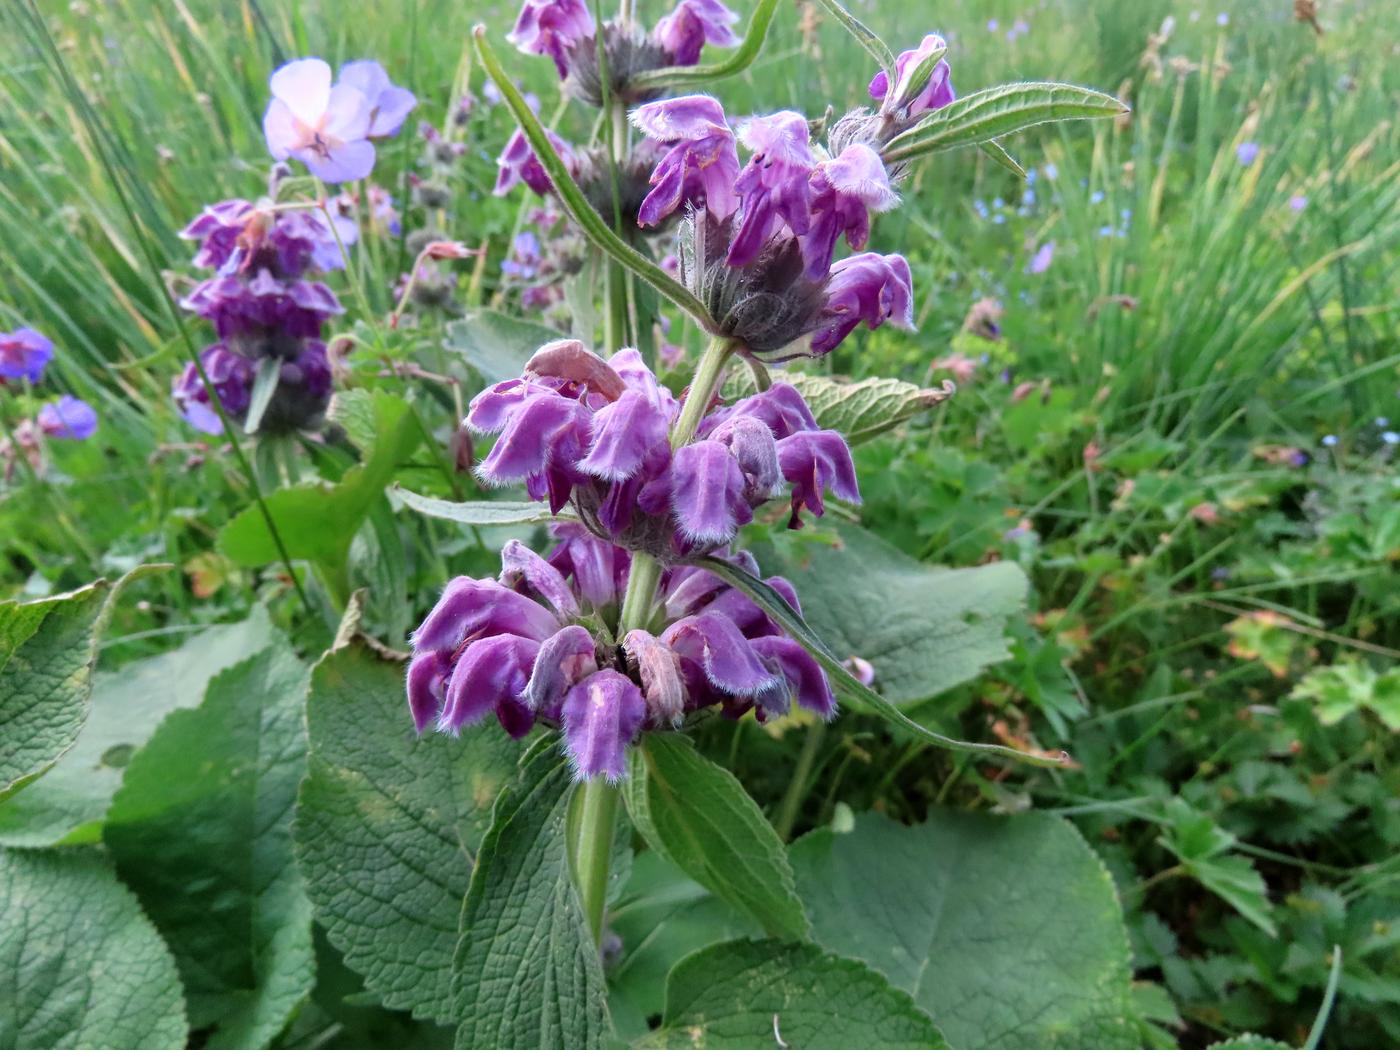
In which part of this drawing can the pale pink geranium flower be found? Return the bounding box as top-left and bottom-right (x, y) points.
(336, 60), (418, 138)
(263, 59), (375, 183)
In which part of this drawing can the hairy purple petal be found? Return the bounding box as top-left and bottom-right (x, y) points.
(869, 33), (955, 117)
(701, 382), (818, 441)
(546, 522), (630, 609)
(562, 670), (647, 781)
(523, 625), (598, 719)
(411, 576), (560, 653)
(668, 439), (748, 547)
(495, 128), (578, 196)
(810, 252), (915, 355)
(508, 0), (596, 76)
(654, 0), (740, 65)
(662, 612), (782, 699)
(407, 650), (452, 732)
(776, 429), (861, 526)
(499, 539), (580, 618)
(439, 634), (541, 734)
(623, 629), (687, 725)
(632, 96), (740, 224)
(577, 389), (672, 481)
(802, 144), (897, 278)
(474, 388), (591, 486)
(750, 635), (836, 718)
(728, 111), (814, 266)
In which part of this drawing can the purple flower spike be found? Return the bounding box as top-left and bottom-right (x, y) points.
(508, 0), (596, 77)
(562, 670), (647, 781)
(546, 522), (630, 609)
(632, 95), (740, 225)
(777, 430), (861, 526)
(665, 439), (749, 546)
(336, 60), (417, 138)
(36, 395), (98, 441)
(802, 144), (897, 278)
(262, 58), (376, 183)
(524, 625), (598, 718)
(577, 389), (672, 481)
(412, 576), (562, 653)
(494, 128), (578, 197)
(749, 636), (836, 718)
(172, 346), (255, 435)
(869, 33), (955, 117)
(440, 634), (541, 735)
(810, 252), (915, 355)
(473, 385), (591, 488)
(655, 0), (740, 66)
(728, 112), (815, 267)
(499, 538), (580, 618)
(0, 327), (54, 384)
(623, 629), (687, 725)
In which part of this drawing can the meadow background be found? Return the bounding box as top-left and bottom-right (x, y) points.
(2, 0), (1399, 1046)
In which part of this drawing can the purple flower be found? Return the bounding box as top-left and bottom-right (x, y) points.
(0, 327), (53, 384)
(810, 252), (916, 354)
(1289, 195), (1308, 212)
(869, 33), (955, 117)
(563, 671), (647, 780)
(508, 0), (596, 77)
(727, 111), (815, 267)
(335, 60), (417, 138)
(494, 128), (577, 198)
(654, 0), (740, 66)
(802, 144), (897, 278)
(1236, 141), (1260, 167)
(262, 58), (375, 183)
(36, 395), (97, 440)
(632, 95), (740, 225)
(1026, 240), (1055, 274)
(775, 430), (860, 527)
(172, 346), (254, 435)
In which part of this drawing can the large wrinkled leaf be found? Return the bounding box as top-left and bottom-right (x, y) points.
(0, 848), (187, 1050)
(451, 738), (609, 1049)
(884, 81), (1126, 162)
(294, 643), (522, 1023)
(444, 309), (565, 385)
(219, 391), (422, 568)
(393, 487), (564, 528)
(722, 372), (954, 444)
(621, 734), (808, 941)
(104, 638), (314, 1049)
(0, 609), (274, 847)
(0, 567), (158, 795)
(751, 521), (1027, 704)
(634, 938), (947, 1049)
(790, 810), (1136, 1050)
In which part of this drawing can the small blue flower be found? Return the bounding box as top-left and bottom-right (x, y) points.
(1236, 142), (1260, 167)
(1383, 431), (1399, 445)
(1043, 163), (1058, 180)
(1321, 434), (1338, 447)
(1375, 417), (1389, 428)
(1217, 12), (1230, 26)
(1090, 190), (1105, 204)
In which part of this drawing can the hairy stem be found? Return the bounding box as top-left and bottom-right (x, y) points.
(572, 777), (620, 943)
(671, 334), (736, 448)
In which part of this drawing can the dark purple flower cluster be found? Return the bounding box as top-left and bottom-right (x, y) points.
(467, 339), (858, 558)
(407, 524), (834, 780)
(172, 200), (341, 435)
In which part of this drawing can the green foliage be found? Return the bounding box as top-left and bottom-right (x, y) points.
(444, 310), (566, 384)
(722, 370), (953, 444)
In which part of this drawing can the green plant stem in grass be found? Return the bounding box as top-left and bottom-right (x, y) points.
(14, 0), (311, 614)
(774, 720), (826, 841)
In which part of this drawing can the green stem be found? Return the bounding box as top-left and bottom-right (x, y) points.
(671, 335), (736, 448)
(572, 777), (620, 943)
(774, 720), (826, 841)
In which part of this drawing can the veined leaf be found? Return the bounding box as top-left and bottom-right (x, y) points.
(884, 81), (1126, 163)
(444, 309), (564, 385)
(621, 734), (808, 941)
(722, 372), (954, 444)
(394, 487), (566, 528)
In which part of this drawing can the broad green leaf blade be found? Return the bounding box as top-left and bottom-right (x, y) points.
(444, 309), (564, 385)
(0, 848), (188, 1050)
(809, 0), (896, 79)
(0, 566), (160, 794)
(104, 637), (315, 1050)
(722, 372), (954, 445)
(790, 810), (1136, 1050)
(607, 852), (760, 1041)
(753, 521), (1028, 704)
(219, 391), (422, 568)
(0, 609), (274, 847)
(884, 82), (1127, 163)
(698, 549), (1057, 767)
(295, 643), (522, 1023)
(621, 735), (808, 941)
(634, 938), (948, 1049)
(394, 487), (565, 528)
(452, 738), (609, 1050)
(243, 355), (281, 434)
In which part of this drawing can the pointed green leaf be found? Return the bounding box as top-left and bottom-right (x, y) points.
(790, 810), (1136, 1050)
(444, 310), (565, 385)
(0, 848), (188, 1050)
(294, 642), (522, 1023)
(452, 738), (610, 1049)
(722, 372), (954, 445)
(621, 734), (808, 941)
(979, 139), (1028, 178)
(884, 82), (1126, 163)
(104, 637), (315, 1049)
(394, 487), (567, 528)
(243, 355), (282, 435)
(634, 938), (948, 1049)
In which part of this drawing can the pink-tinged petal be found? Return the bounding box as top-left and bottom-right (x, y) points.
(262, 98), (302, 160)
(323, 83), (374, 142)
(562, 670), (646, 781)
(661, 612), (782, 699)
(439, 634), (541, 733)
(776, 429), (860, 526)
(630, 94), (730, 141)
(749, 636), (836, 718)
(668, 439), (747, 547)
(369, 85), (417, 137)
(737, 111), (813, 167)
(824, 144), (897, 208)
(335, 59), (389, 100)
(500, 539), (580, 618)
(36, 396), (98, 440)
(407, 650), (451, 732)
(270, 58), (332, 127)
(523, 625), (597, 718)
(577, 389), (670, 481)
(411, 576), (560, 653)
(298, 138), (376, 183)
(623, 629), (687, 725)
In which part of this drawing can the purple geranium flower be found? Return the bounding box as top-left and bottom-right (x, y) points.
(1026, 240), (1055, 274)
(654, 0), (740, 66)
(0, 327), (53, 384)
(802, 143), (897, 278)
(36, 395), (98, 441)
(263, 58), (375, 183)
(508, 0), (596, 77)
(810, 252), (916, 354)
(335, 60), (417, 138)
(727, 111), (815, 267)
(632, 95), (741, 225)
(869, 33), (955, 117)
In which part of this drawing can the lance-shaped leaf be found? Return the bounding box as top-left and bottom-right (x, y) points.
(104, 638), (315, 1049)
(0, 848), (188, 1050)
(219, 391), (422, 570)
(294, 642), (522, 1023)
(722, 372), (954, 445)
(883, 82), (1127, 164)
(243, 356), (282, 434)
(790, 810), (1137, 1050)
(473, 26), (713, 330)
(0, 565), (162, 796)
(633, 938), (948, 1049)
(979, 139), (1027, 178)
(697, 551), (1059, 767)
(621, 734), (808, 941)
(452, 737), (610, 1049)
(445, 309), (566, 385)
(394, 487), (567, 528)
(808, 0), (896, 80)
(631, 0), (782, 90)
